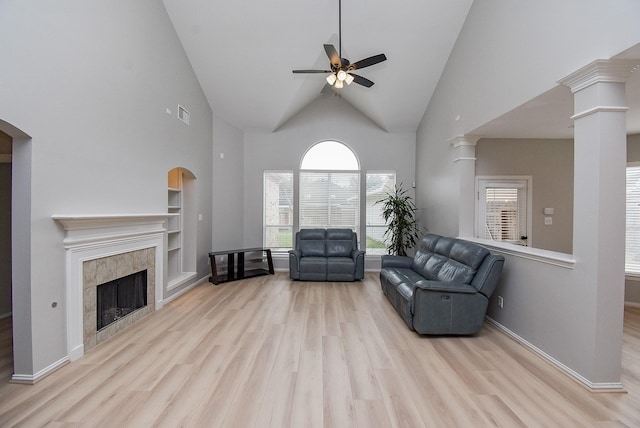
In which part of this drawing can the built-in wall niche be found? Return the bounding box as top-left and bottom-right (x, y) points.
(167, 167), (197, 289)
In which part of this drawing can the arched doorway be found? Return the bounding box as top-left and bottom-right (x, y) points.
(0, 118), (32, 380)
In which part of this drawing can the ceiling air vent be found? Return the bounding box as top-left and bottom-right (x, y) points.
(178, 105), (190, 125)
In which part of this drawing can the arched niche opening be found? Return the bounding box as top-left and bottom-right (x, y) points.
(167, 167), (197, 291)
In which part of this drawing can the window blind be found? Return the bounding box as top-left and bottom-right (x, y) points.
(263, 171), (293, 250)
(626, 165), (640, 273)
(484, 187), (520, 242)
(365, 172), (396, 254)
(299, 171), (359, 231)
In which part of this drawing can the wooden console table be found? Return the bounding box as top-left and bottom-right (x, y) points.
(208, 247), (274, 285)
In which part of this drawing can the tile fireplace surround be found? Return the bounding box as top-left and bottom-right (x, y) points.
(53, 214), (172, 361)
(83, 247), (155, 353)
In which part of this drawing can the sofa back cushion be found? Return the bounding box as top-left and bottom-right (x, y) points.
(326, 228), (355, 257)
(411, 234), (489, 286)
(297, 229), (327, 257)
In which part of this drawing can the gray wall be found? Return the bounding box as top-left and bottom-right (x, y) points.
(476, 135), (640, 305)
(243, 96), (417, 251)
(416, 0), (640, 237)
(0, 133), (10, 317)
(0, 1), (213, 376)
(212, 116), (245, 251)
(416, 0), (640, 385)
(475, 138), (574, 254)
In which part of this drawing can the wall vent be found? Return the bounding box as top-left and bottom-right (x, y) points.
(178, 105), (190, 125)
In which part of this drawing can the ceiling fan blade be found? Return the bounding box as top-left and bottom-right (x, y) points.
(292, 70), (332, 74)
(324, 44), (342, 68)
(351, 53), (387, 70)
(351, 74), (375, 88)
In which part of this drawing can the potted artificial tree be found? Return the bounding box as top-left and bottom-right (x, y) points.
(376, 184), (423, 256)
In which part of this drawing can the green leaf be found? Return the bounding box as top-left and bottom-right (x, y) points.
(374, 183), (424, 256)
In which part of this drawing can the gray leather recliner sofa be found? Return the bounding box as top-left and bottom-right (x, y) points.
(288, 228), (365, 281)
(380, 234), (504, 335)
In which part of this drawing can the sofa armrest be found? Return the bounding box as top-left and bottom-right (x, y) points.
(288, 250), (301, 279)
(414, 280), (477, 294)
(352, 249), (366, 280)
(351, 249), (365, 259)
(381, 255), (413, 269)
(471, 254), (505, 298)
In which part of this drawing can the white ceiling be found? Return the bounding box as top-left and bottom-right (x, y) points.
(162, 0), (640, 138)
(162, 0), (474, 133)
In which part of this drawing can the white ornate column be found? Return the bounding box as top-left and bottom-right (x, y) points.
(560, 59), (639, 384)
(449, 135), (479, 237)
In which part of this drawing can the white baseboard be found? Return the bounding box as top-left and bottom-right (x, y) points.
(485, 317), (625, 392)
(163, 274), (209, 304)
(625, 301), (640, 309)
(0, 312), (11, 320)
(11, 356), (69, 385)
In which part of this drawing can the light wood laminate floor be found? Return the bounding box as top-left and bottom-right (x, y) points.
(1, 272), (639, 427)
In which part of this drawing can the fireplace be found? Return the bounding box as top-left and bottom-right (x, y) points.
(54, 214), (170, 361)
(97, 269), (147, 331)
(82, 247), (156, 353)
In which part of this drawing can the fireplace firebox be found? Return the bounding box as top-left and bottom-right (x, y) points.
(96, 270), (147, 331)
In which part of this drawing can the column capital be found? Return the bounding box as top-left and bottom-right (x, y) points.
(449, 135), (479, 163)
(448, 134), (480, 149)
(559, 59), (640, 93)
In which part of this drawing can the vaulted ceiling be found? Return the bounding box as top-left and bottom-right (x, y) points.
(162, 1), (640, 138)
(162, 0), (474, 133)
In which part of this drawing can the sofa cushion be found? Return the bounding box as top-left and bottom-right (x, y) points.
(327, 257), (357, 281)
(299, 256), (327, 280)
(298, 229), (327, 257)
(410, 234), (489, 285)
(327, 257), (355, 273)
(436, 241), (489, 283)
(326, 229), (355, 257)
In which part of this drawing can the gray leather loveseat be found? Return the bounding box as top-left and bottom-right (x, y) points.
(380, 234), (504, 335)
(288, 228), (365, 281)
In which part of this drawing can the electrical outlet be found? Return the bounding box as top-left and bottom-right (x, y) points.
(497, 296), (504, 308)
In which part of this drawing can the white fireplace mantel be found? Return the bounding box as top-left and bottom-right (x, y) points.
(53, 213), (173, 361)
(53, 213), (177, 247)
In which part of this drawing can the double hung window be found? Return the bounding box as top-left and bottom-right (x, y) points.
(365, 172), (396, 254)
(263, 171), (294, 251)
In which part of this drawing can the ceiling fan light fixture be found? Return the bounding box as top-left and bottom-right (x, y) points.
(345, 73), (354, 85)
(334, 79), (344, 89)
(336, 69), (347, 81)
(326, 73), (337, 85)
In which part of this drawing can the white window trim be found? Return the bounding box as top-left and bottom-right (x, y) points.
(475, 175), (533, 247)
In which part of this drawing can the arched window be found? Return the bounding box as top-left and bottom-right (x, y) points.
(299, 141), (360, 231)
(301, 140), (359, 170)
(264, 141), (397, 254)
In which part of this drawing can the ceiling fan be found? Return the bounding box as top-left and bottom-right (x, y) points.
(292, 0), (387, 90)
